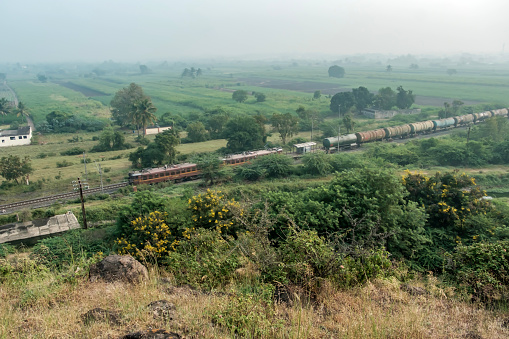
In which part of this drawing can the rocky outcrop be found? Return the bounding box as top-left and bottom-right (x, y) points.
(120, 329), (181, 339)
(81, 308), (122, 325)
(89, 255), (148, 283)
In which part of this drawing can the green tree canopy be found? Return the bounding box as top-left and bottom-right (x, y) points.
(224, 115), (265, 152)
(186, 121), (209, 143)
(271, 113), (299, 145)
(0, 155), (33, 184)
(232, 90), (248, 103)
(328, 65), (345, 78)
(374, 87), (396, 110)
(133, 97), (157, 136)
(352, 86), (374, 113)
(396, 86), (415, 109)
(155, 128), (180, 164)
(330, 92), (355, 114)
(110, 83), (149, 127)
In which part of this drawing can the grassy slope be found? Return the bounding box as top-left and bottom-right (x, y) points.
(1, 260), (508, 339)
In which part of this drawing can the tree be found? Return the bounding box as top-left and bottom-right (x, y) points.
(194, 153), (226, 185)
(16, 101), (29, 123)
(254, 92), (266, 102)
(296, 106), (320, 140)
(452, 100), (464, 115)
(37, 74), (47, 82)
(271, 113), (299, 145)
(396, 86), (415, 109)
(342, 113), (356, 133)
(110, 83), (149, 127)
(139, 65), (150, 74)
(155, 128), (180, 164)
(410, 64), (419, 69)
(386, 65), (393, 72)
(0, 98), (11, 121)
(373, 87), (396, 110)
(313, 90), (321, 100)
(46, 110), (72, 128)
(207, 113), (229, 139)
(447, 69), (457, 76)
(0, 155), (33, 184)
(196, 68), (203, 77)
(232, 90), (248, 103)
(92, 127), (131, 152)
(133, 97), (157, 136)
(330, 92), (355, 114)
(328, 65), (345, 78)
(352, 86), (374, 113)
(224, 115), (265, 152)
(186, 121), (209, 143)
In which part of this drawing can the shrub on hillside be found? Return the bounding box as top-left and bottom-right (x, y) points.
(447, 240), (509, 303)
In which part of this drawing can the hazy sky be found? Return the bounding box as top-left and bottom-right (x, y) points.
(1, 0), (508, 63)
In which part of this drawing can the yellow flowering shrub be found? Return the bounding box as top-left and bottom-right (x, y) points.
(116, 211), (178, 261)
(188, 189), (241, 234)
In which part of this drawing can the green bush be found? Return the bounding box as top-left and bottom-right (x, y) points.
(30, 228), (113, 270)
(447, 240), (509, 303)
(165, 228), (240, 289)
(56, 160), (73, 168)
(60, 147), (85, 156)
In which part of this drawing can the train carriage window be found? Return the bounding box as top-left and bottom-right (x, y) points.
(149, 175), (153, 179)
(142, 176), (147, 180)
(171, 171), (175, 175)
(154, 174), (158, 178)
(187, 168), (191, 172)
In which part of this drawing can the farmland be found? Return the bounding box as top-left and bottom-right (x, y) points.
(1, 59), (509, 204)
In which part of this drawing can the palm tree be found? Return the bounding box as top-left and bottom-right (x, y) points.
(0, 98), (10, 124)
(16, 102), (29, 123)
(133, 98), (157, 136)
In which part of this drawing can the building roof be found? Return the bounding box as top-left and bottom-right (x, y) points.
(0, 126), (31, 137)
(293, 142), (316, 148)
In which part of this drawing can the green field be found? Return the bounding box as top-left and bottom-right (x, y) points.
(1, 60), (509, 203)
(5, 61), (509, 126)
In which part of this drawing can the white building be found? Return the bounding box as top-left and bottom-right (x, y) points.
(0, 126), (32, 147)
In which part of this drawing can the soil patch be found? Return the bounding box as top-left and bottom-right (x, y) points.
(53, 81), (108, 97)
(237, 77), (350, 95)
(236, 77), (479, 107)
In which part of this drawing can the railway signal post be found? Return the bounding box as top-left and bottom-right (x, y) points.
(73, 178), (88, 230)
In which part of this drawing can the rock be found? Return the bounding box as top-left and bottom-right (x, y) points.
(89, 255), (149, 283)
(120, 329), (181, 339)
(147, 300), (176, 320)
(401, 284), (426, 296)
(81, 308), (122, 325)
(502, 317), (509, 328)
(464, 331), (483, 339)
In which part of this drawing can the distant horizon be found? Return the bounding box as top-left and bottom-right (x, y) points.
(1, 0), (507, 64)
(1, 51), (509, 68)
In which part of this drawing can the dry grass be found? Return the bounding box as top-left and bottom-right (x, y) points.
(1, 262), (508, 339)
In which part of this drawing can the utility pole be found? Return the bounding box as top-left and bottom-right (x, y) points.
(73, 178), (88, 229)
(337, 105), (341, 153)
(83, 152), (87, 181)
(94, 161), (104, 192)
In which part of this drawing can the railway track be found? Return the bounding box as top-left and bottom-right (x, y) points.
(0, 182), (128, 214)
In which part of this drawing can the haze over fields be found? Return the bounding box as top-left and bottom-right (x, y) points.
(1, 0), (509, 63)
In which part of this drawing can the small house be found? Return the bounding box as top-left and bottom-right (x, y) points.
(0, 126), (32, 147)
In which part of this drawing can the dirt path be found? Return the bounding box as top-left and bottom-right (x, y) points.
(4, 81), (35, 131)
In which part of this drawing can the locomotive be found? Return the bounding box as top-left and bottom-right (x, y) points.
(323, 108), (509, 151)
(128, 148), (282, 185)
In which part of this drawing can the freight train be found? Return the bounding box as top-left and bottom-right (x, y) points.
(128, 148), (282, 185)
(323, 108), (509, 152)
